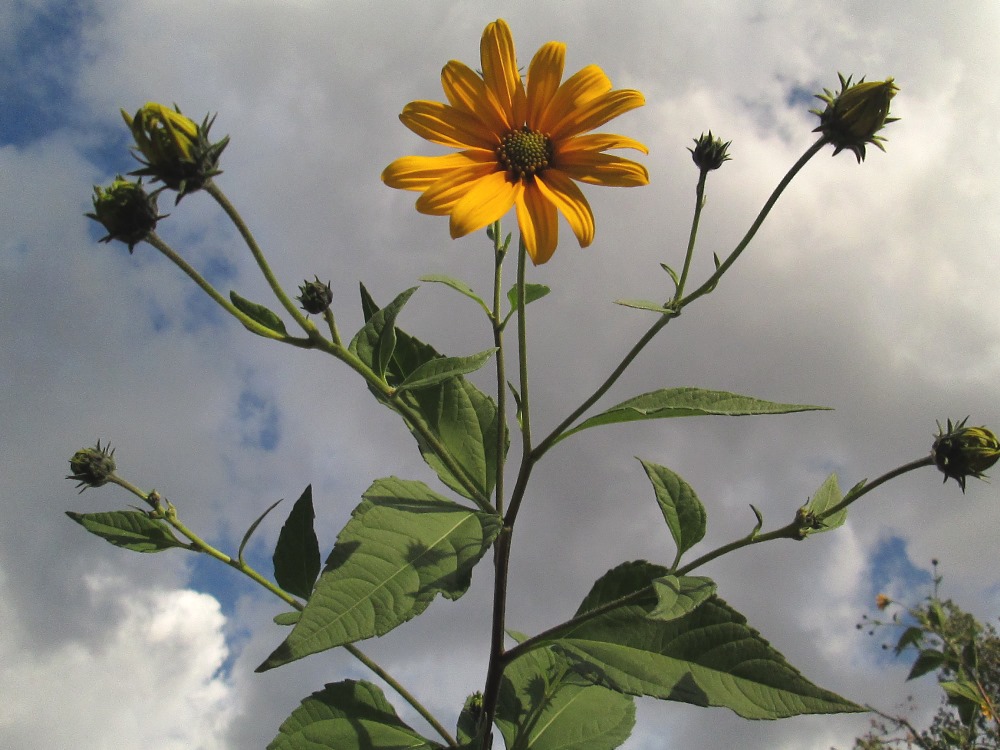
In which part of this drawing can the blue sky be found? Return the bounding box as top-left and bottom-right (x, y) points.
(2, 2), (999, 749)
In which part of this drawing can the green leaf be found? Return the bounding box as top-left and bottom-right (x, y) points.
(257, 478), (501, 671)
(557, 561), (863, 719)
(649, 575), (716, 621)
(660, 263), (680, 289)
(456, 693), (483, 747)
(907, 649), (945, 681)
(613, 299), (673, 314)
(66, 510), (187, 553)
(274, 611), (301, 626)
(273, 486), (321, 600)
(496, 646), (635, 750)
(895, 626), (924, 655)
(506, 282), (550, 311)
(639, 459), (706, 562)
(239, 498), (282, 565)
(360, 287), (505, 500)
(230, 291), (288, 336)
(349, 285), (417, 381)
(268, 679), (440, 750)
(558, 388), (830, 444)
(800, 474), (847, 536)
(395, 349), (497, 392)
(420, 274), (488, 312)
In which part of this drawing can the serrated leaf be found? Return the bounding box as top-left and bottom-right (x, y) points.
(639, 459), (706, 562)
(273, 486), (321, 600)
(496, 646), (635, 750)
(556, 561), (863, 719)
(420, 274), (488, 312)
(360, 288), (505, 500)
(395, 349), (497, 392)
(349, 285), (417, 380)
(268, 679), (440, 750)
(613, 298), (672, 313)
(257, 478), (501, 671)
(274, 611), (301, 626)
(230, 291), (288, 336)
(801, 474), (847, 535)
(907, 649), (945, 681)
(649, 575), (716, 621)
(66, 510), (187, 553)
(558, 388), (830, 444)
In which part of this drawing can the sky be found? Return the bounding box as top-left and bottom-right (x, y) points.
(2, 1), (999, 748)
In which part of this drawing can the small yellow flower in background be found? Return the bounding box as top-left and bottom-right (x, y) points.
(811, 74), (898, 163)
(382, 19), (648, 265)
(875, 594), (891, 611)
(122, 102), (229, 201)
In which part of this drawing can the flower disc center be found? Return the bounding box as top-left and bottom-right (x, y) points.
(497, 127), (553, 180)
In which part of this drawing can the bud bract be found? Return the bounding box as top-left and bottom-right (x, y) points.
(811, 74), (898, 162)
(932, 417), (1000, 492)
(67, 441), (117, 492)
(121, 102), (229, 201)
(86, 176), (161, 251)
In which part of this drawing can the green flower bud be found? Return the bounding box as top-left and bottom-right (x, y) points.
(811, 73), (899, 162)
(688, 131), (731, 171)
(67, 441), (117, 492)
(296, 277), (334, 314)
(86, 176), (162, 252)
(121, 102), (229, 202)
(932, 417), (1000, 492)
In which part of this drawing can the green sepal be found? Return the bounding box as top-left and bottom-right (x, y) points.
(272, 486), (321, 600)
(496, 645), (635, 750)
(557, 388), (830, 444)
(395, 349), (497, 392)
(639, 459), (706, 563)
(557, 561), (863, 719)
(66, 510), (187, 553)
(267, 679), (441, 750)
(257, 477), (501, 671)
(230, 291), (288, 336)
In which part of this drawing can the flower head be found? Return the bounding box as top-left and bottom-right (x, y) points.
(688, 131), (731, 171)
(382, 19), (648, 265)
(121, 102), (229, 201)
(86, 176), (163, 251)
(932, 417), (1000, 492)
(811, 74), (899, 162)
(875, 593), (891, 611)
(67, 441), (117, 492)
(297, 276), (334, 314)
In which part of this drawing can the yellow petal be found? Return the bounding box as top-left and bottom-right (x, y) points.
(554, 151), (649, 187)
(558, 132), (648, 155)
(449, 171), (521, 238)
(381, 151), (496, 191)
(534, 170), (595, 247)
(480, 19), (525, 129)
(400, 101), (498, 150)
(415, 161), (501, 216)
(526, 42), (565, 128)
(549, 89), (645, 141)
(516, 185), (559, 264)
(441, 60), (508, 137)
(537, 65), (611, 133)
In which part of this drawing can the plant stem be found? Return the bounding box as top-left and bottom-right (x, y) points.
(673, 168), (709, 300)
(107, 475), (457, 747)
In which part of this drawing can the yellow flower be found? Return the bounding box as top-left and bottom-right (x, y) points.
(811, 74), (899, 162)
(875, 594), (891, 611)
(382, 19), (648, 265)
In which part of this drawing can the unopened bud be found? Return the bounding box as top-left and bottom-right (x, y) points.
(86, 176), (162, 251)
(67, 441), (117, 492)
(688, 131), (731, 171)
(932, 417), (1000, 492)
(811, 73), (899, 162)
(297, 277), (333, 314)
